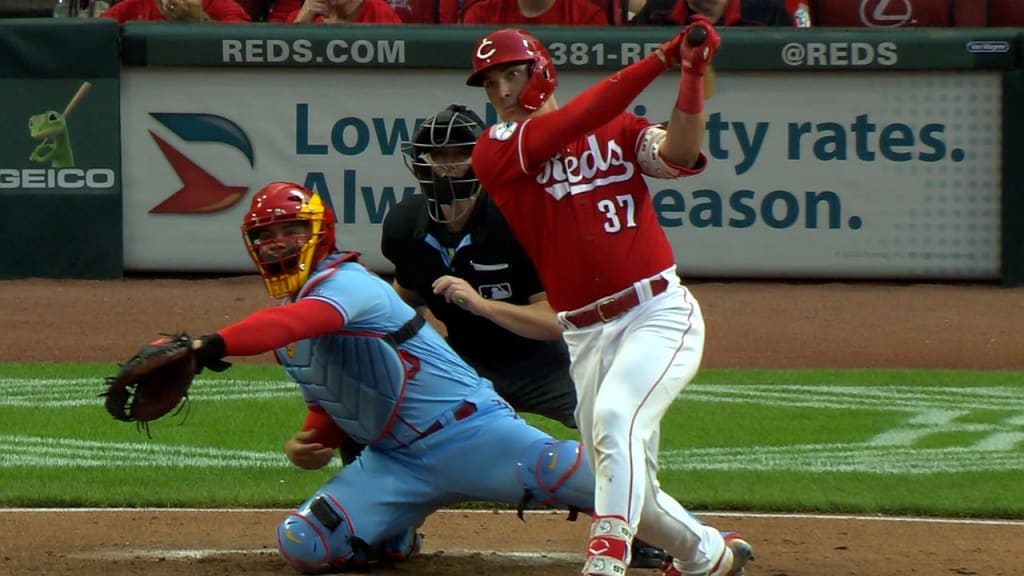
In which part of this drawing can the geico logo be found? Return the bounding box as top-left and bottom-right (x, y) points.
(0, 168), (116, 189)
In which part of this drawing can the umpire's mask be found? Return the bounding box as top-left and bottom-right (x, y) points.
(403, 104), (485, 224)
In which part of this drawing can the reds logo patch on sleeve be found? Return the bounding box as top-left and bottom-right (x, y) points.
(490, 122), (518, 141)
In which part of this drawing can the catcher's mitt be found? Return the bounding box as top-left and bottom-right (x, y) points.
(102, 332), (204, 428)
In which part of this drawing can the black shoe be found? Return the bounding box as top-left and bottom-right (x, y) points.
(630, 540), (669, 569)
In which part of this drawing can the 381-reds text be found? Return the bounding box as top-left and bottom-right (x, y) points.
(545, 42), (662, 67)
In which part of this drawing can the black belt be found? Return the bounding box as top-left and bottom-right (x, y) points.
(420, 401), (477, 438)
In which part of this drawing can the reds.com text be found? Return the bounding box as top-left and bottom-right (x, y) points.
(222, 39), (405, 64)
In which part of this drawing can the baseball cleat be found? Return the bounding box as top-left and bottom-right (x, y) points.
(660, 532), (754, 576)
(630, 539), (669, 569)
(716, 532), (754, 576)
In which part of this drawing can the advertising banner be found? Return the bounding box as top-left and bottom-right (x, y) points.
(121, 67), (1001, 279)
(121, 24), (1020, 72)
(0, 20), (122, 279)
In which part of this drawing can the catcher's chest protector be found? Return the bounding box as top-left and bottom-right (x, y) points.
(278, 332), (411, 445)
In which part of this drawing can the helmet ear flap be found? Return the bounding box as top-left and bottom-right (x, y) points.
(317, 205), (337, 252)
(519, 57), (556, 112)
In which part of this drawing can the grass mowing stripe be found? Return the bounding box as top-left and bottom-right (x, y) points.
(8, 378), (1022, 410)
(0, 377), (295, 407)
(2, 434), (285, 456)
(1, 435), (287, 463)
(1, 393), (294, 408)
(0, 377), (293, 391)
(0, 455), (291, 468)
(699, 384), (1024, 398)
(974, 432), (1024, 450)
(685, 385), (1024, 411)
(661, 444), (1024, 473)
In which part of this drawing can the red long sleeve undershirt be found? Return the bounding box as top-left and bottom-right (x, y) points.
(522, 53), (668, 169)
(217, 298), (344, 356)
(302, 405), (346, 448)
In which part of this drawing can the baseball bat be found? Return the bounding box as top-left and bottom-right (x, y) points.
(684, 25), (716, 101)
(703, 63), (716, 100)
(62, 81), (92, 118)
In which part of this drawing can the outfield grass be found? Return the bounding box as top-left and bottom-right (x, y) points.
(1, 363), (1022, 518)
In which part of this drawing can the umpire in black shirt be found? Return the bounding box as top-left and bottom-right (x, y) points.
(381, 104), (577, 429)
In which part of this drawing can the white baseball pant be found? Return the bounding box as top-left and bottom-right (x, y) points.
(559, 271), (728, 574)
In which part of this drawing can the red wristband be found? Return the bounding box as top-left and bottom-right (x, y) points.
(674, 71), (704, 115)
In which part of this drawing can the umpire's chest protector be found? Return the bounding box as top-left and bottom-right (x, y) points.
(277, 333), (408, 446)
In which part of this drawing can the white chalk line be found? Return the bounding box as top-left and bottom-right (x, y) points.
(5, 378), (1024, 411)
(7, 434), (1023, 474)
(3, 508), (1023, 527)
(25, 509), (1024, 564)
(68, 547), (581, 564)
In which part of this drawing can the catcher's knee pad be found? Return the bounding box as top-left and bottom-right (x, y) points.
(277, 495), (355, 573)
(516, 438), (595, 513)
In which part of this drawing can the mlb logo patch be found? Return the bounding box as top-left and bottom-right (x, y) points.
(479, 283), (512, 300)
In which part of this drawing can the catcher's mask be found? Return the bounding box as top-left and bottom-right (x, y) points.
(242, 181), (336, 299)
(466, 28), (557, 113)
(403, 104), (485, 224)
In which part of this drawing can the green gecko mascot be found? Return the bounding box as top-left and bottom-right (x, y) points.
(28, 111), (75, 168)
(27, 81), (92, 169)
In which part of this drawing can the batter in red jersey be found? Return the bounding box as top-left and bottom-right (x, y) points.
(467, 22), (754, 576)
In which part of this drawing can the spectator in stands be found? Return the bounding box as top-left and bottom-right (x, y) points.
(377, 0), (458, 22)
(234, 0), (271, 20)
(990, 0), (1024, 25)
(69, 0), (112, 16)
(268, 0), (401, 22)
(461, 0), (610, 26)
(630, 0), (793, 26)
(100, 0), (251, 22)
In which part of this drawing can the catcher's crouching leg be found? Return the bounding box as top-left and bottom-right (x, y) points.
(277, 496), (422, 573)
(516, 438), (595, 516)
(377, 526), (423, 561)
(277, 495), (357, 573)
(344, 525), (423, 568)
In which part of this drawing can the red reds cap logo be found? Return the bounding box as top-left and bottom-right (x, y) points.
(859, 0), (913, 27)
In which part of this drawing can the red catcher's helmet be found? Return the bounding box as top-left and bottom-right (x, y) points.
(466, 28), (557, 112)
(241, 182), (337, 299)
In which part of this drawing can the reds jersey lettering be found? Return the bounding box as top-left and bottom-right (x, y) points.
(474, 113), (688, 311)
(537, 134), (634, 200)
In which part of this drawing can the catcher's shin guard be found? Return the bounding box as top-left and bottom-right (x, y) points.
(277, 495), (355, 573)
(515, 438), (594, 517)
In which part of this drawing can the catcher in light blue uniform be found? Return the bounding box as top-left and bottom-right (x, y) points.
(276, 255), (591, 570)
(190, 181), (595, 573)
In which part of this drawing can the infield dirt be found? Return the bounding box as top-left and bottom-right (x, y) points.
(1, 276), (1022, 575)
